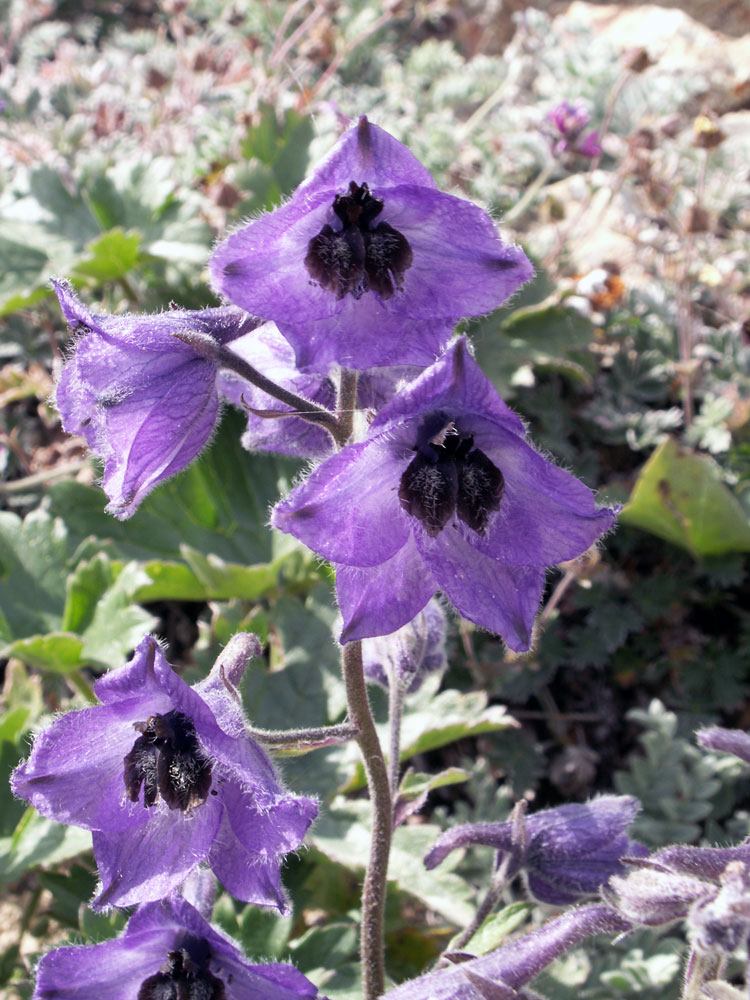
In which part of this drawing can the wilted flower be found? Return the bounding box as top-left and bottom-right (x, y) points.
(54, 280), (260, 518)
(32, 894), (320, 1000)
(12, 634), (317, 910)
(424, 796), (645, 905)
(272, 339), (616, 650)
(362, 598), (447, 694)
(546, 101), (602, 158)
(381, 904), (630, 1000)
(210, 116), (532, 372)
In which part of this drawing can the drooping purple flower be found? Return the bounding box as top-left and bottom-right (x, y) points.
(32, 894), (321, 1000)
(545, 101), (602, 159)
(210, 117), (533, 373)
(362, 597), (447, 694)
(697, 726), (750, 765)
(424, 796), (645, 905)
(381, 904), (630, 1000)
(219, 320), (423, 459)
(53, 280), (260, 518)
(12, 634), (317, 911)
(272, 339), (617, 651)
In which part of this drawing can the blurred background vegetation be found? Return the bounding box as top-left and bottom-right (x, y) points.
(1, 1), (749, 997)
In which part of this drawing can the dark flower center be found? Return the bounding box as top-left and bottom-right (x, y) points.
(124, 710), (213, 812)
(138, 948), (225, 1000)
(398, 415), (504, 537)
(305, 181), (413, 301)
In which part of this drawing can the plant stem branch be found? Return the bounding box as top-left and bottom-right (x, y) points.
(342, 641), (392, 1000)
(247, 721), (359, 748)
(387, 672), (405, 801)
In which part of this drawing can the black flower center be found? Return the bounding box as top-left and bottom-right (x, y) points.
(124, 710), (212, 812)
(138, 949), (225, 1000)
(305, 181), (413, 301)
(398, 415), (505, 537)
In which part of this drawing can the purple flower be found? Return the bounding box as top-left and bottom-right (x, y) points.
(545, 101), (602, 159)
(424, 796), (645, 905)
(209, 117), (532, 373)
(381, 904), (630, 1000)
(697, 726), (750, 765)
(12, 634), (317, 910)
(362, 598), (447, 694)
(32, 894), (320, 1000)
(219, 320), (422, 459)
(54, 280), (260, 518)
(272, 339), (616, 651)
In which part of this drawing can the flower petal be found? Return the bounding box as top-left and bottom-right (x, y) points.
(337, 534), (436, 642)
(416, 525), (545, 651)
(11, 699), (151, 832)
(297, 116), (437, 195)
(272, 437), (411, 567)
(92, 795), (223, 908)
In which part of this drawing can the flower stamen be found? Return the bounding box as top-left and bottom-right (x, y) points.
(124, 711), (213, 812)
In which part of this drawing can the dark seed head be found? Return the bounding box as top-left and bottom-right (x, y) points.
(138, 949), (225, 1000)
(305, 181), (412, 302)
(124, 711), (213, 812)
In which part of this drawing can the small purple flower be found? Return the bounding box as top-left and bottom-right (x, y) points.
(382, 904), (630, 1000)
(12, 634), (317, 911)
(362, 598), (447, 694)
(219, 320), (423, 459)
(546, 101), (602, 159)
(210, 117), (532, 373)
(697, 726), (750, 765)
(54, 280), (260, 518)
(272, 339), (616, 651)
(424, 796), (645, 905)
(32, 894), (321, 1000)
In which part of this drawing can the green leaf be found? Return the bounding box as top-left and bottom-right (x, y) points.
(212, 895), (292, 959)
(0, 238), (48, 312)
(38, 866), (97, 928)
(621, 438), (750, 556)
(0, 808), (92, 884)
(78, 562), (156, 669)
(398, 767), (470, 801)
(474, 301), (595, 397)
(464, 903), (532, 955)
(179, 544), (278, 601)
(313, 800), (476, 926)
(71, 228), (141, 283)
(134, 561), (208, 602)
(0, 742), (27, 836)
(289, 922), (359, 981)
(0, 510), (69, 644)
(0, 660), (43, 743)
(5, 633), (84, 674)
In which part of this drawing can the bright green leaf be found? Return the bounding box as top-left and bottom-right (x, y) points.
(621, 438), (750, 556)
(464, 903), (532, 955)
(71, 228), (141, 283)
(5, 633), (84, 673)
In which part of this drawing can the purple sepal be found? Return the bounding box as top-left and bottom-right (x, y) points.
(362, 598), (447, 694)
(272, 339), (617, 650)
(210, 116), (533, 373)
(12, 635), (317, 910)
(424, 796), (644, 905)
(697, 727), (750, 766)
(32, 895), (321, 1000)
(381, 904), (630, 1000)
(53, 280), (260, 518)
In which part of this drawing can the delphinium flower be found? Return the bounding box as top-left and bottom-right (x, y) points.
(424, 796), (645, 905)
(210, 116), (533, 372)
(361, 597), (447, 694)
(381, 904), (630, 1000)
(220, 319), (422, 459)
(12, 634), (317, 910)
(545, 100), (602, 159)
(32, 894), (321, 1000)
(272, 338), (617, 651)
(54, 280), (262, 518)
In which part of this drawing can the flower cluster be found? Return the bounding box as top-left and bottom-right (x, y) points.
(34, 114), (628, 999)
(545, 101), (602, 159)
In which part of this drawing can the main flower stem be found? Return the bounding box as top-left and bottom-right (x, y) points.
(342, 640), (392, 1000)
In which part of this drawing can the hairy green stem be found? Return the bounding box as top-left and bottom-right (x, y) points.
(247, 722), (359, 747)
(342, 641), (392, 999)
(386, 669), (405, 801)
